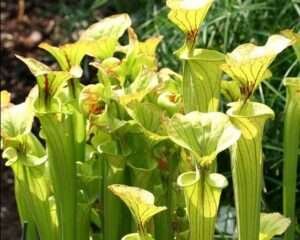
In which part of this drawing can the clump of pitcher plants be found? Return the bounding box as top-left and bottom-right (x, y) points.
(1, 0), (299, 240)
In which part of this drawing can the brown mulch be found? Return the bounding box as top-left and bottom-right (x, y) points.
(1, 1), (57, 103)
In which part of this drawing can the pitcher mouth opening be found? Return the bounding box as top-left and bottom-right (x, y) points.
(207, 173), (228, 189)
(283, 77), (300, 87)
(180, 48), (225, 61)
(226, 101), (274, 119)
(177, 171), (200, 188)
(121, 233), (153, 240)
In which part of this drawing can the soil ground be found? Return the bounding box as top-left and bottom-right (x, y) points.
(1, 1), (72, 238)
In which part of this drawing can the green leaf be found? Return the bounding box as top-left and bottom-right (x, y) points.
(38, 43), (70, 71)
(117, 28), (162, 84)
(1, 102), (34, 139)
(77, 152), (102, 203)
(89, 29), (161, 91)
(157, 67), (182, 94)
(129, 32), (162, 71)
(166, 111), (240, 167)
(35, 72), (72, 111)
(167, 0), (215, 53)
(90, 60), (115, 98)
(127, 102), (168, 141)
(76, 190), (92, 240)
(36, 71), (72, 97)
(39, 41), (92, 75)
(80, 14), (131, 41)
(125, 133), (158, 189)
(54, 42), (87, 68)
(16, 55), (51, 76)
(128, 70), (159, 95)
(1, 90), (46, 166)
(2, 132), (46, 167)
(108, 184), (167, 228)
(259, 213), (291, 240)
(167, 0), (214, 33)
(221, 34), (292, 99)
(119, 71), (159, 105)
(16, 55), (72, 110)
(85, 37), (118, 60)
(2, 147), (18, 165)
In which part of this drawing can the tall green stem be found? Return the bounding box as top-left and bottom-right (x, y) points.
(181, 50), (224, 172)
(227, 101), (274, 240)
(68, 81), (86, 165)
(177, 170), (227, 240)
(153, 176), (174, 240)
(38, 113), (79, 240)
(283, 78), (300, 240)
(13, 164), (45, 240)
(103, 157), (129, 240)
(76, 199), (91, 240)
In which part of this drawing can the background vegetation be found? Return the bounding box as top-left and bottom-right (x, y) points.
(1, 0), (299, 239)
